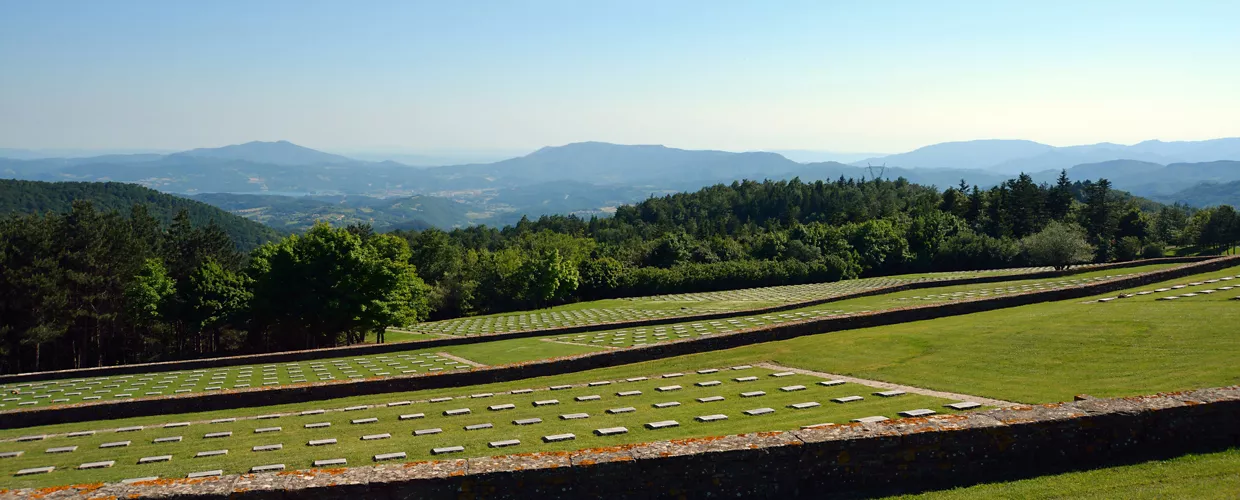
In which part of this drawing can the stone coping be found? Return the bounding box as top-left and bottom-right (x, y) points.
(2, 385), (1236, 499)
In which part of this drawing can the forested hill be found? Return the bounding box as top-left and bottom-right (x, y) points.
(0, 179), (282, 250)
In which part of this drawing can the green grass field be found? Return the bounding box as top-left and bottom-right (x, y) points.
(539, 264), (1240, 405)
(0, 261), (1199, 406)
(0, 367), (972, 488)
(888, 447), (1240, 499)
(1, 260), (1235, 491)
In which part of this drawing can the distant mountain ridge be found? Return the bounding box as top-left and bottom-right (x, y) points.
(4, 139), (1240, 223)
(173, 140), (358, 165)
(855, 137), (1240, 174)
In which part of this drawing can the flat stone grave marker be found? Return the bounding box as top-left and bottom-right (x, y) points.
(188, 470), (223, 478)
(471, 393), (494, 398)
(549, 385), (572, 391)
(744, 408), (775, 416)
(662, 373), (684, 378)
(489, 439), (520, 448)
(443, 408), (471, 416)
(875, 390), (906, 397)
(164, 422), (190, 428)
(344, 405), (369, 411)
(588, 381), (612, 386)
(626, 377), (648, 382)
(533, 399), (559, 407)
(308, 439), (337, 446)
(617, 390), (642, 397)
(833, 396), (863, 403)
(946, 401), (982, 410)
(695, 414), (728, 422)
(305, 422), (331, 429)
(657, 385), (682, 392)
(510, 389), (534, 395)
(99, 441), (130, 449)
(78, 460), (115, 470)
(645, 420), (679, 429)
(431, 447), (463, 455)
(314, 458), (347, 467)
(575, 395), (601, 401)
(138, 455), (172, 464)
(210, 418), (236, 424)
(362, 434), (391, 441)
(46, 446), (78, 453)
(594, 427), (628, 436)
(734, 376), (758, 382)
(607, 407), (636, 414)
(251, 464), (285, 473)
(653, 401), (681, 408)
(414, 428), (443, 436)
(301, 409), (325, 416)
(17, 435), (46, 442)
(15, 466), (55, 476)
(789, 402), (821, 409)
(399, 413), (426, 420)
(0, 452), (25, 458)
(204, 431), (232, 438)
(543, 433), (575, 442)
(697, 396), (725, 403)
(255, 427), (281, 433)
(560, 413), (589, 420)
(696, 381), (721, 387)
(67, 431), (96, 437)
(465, 423), (494, 430)
(154, 436), (183, 443)
(780, 385), (807, 392)
(852, 416), (889, 423)
(195, 449), (228, 458)
(899, 409), (936, 417)
(771, 372), (795, 377)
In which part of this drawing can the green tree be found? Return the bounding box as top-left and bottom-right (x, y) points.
(1020, 221), (1096, 270)
(248, 223), (430, 349)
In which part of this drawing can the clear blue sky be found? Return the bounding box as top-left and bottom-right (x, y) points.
(1, 0), (1237, 153)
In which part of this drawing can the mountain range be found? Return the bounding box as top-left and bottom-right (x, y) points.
(3, 137), (1240, 230)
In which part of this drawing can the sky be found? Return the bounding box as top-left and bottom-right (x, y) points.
(1, 0), (1238, 155)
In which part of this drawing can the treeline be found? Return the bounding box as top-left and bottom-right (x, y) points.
(0, 203), (427, 373)
(399, 173), (1239, 318)
(4, 172), (1239, 372)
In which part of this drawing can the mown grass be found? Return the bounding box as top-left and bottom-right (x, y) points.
(887, 447), (1240, 500)
(0, 368), (966, 488)
(547, 264), (1240, 405)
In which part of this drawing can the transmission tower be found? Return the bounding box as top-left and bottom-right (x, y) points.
(866, 162), (887, 182)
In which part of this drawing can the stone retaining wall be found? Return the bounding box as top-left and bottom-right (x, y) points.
(7, 386), (1239, 499)
(0, 256), (1208, 384)
(1, 255), (1234, 430)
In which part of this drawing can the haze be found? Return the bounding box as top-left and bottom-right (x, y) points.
(1, 0), (1237, 154)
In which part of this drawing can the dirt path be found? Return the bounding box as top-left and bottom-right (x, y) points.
(755, 362), (1021, 407)
(539, 338), (619, 350)
(435, 352), (487, 368)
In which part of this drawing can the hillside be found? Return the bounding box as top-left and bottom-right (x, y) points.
(190, 192), (473, 232)
(0, 180), (283, 250)
(1155, 180), (1240, 207)
(172, 140), (358, 165)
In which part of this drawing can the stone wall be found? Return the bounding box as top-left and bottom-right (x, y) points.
(1, 255), (1235, 430)
(0, 256), (1208, 384)
(10, 386), (1239, 499)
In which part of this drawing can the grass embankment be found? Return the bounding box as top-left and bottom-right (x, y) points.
(888, 448), (1240, 500)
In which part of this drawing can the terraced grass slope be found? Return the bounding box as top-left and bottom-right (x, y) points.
(0, 367), (975, 488)
(0, 264), (1178, 407)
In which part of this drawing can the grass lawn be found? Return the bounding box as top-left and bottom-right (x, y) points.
(888, 447), (1240, 500)
(592, 264), (1240, 404)
(440, 337), (607, 365)
(0, 367), (968, 489)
